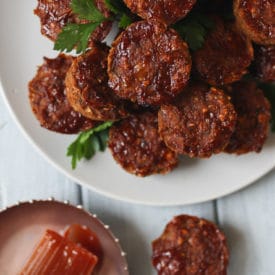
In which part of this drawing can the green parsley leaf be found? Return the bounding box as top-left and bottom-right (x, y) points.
(67, 121), (114, 169)
(71, 0), (105, 21)
(259, 82), (275, 132)
(55, 0), (109, 53)
(104, 0), (132, 28)
(173, 13), (214, 51)
(54, 22), (101, 53)
(118, 13), (132, 29)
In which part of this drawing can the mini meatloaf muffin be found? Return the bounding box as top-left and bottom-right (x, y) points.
(254, 45), (275, 82)
(108, 20), (191, 106)
(158, 83), (236, 158)
(108, 112), (178, 177)
(194, 19), (254, 86)
(152, 215), (229, 275)
(225, 81), (271, 154)
(66, 43), (129, 121)
(234, 0), (275, 45)
(123, 0), (196, 25)
(34, 0), (112, 42)
(29, 54), (96, 134)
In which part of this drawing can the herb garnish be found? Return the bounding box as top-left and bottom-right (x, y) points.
(104, 0), (132, 28)
(67, 121), (114, 169)
(173, 13), (214, 51)
(54, 23), (102, 53)
(54, 0), (132, 54)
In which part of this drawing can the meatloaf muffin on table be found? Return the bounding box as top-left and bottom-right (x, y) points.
(152, 215), (229, 275)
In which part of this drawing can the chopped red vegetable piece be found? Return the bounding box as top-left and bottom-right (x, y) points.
(20, 230), (98, 275)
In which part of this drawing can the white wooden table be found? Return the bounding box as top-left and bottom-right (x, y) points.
(1, 95), (275, 275)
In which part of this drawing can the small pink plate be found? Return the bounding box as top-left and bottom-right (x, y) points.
(0, 199), (128, 275)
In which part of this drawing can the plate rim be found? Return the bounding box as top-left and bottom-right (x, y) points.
(1, 79), (275, 206)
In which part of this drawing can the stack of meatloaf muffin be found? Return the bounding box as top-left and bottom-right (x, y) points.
(29, 0), (274, 176)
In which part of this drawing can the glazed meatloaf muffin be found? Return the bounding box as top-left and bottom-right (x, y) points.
(254, 45), (275, 82)
(152, 215), (229, 275)
(108, 20), (191, 106)
(158, 83), (237, 158)
(194, 19), (254, 86)
(108, 112), (178, 177)
(225, 81), (271, 154)
(234, 0), (275, 45)
(123, 0), (196, 25)
(34, 0), (112, 43)
(29, 54), (96, 134)
(66, 43), (129, 121)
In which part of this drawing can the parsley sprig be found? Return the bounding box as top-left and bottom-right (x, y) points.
(54, 23), (101, 53)
(54, 0), (132, 54)
(173, 13), (214, 51)
(54, 0), (107, 53)
(105, 0), (132, 28)
(67, 121), (114, 169)
(71, 0), (105, 21)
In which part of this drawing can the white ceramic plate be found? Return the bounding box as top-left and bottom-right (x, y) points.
(1, 0), (275, 206)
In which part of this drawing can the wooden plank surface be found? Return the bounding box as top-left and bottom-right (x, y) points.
(0, 96), (216, 274)
(2, 94), (275, 274)
(218, 169), (275, 275)
(81, 187), (216, 275)
(0, 98), (80, 207)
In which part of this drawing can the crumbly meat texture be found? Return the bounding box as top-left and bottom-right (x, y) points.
(234, 0), (275, 45)
(254, 45), (275, 82)
(66, 43), (129, 121)
(123, 0), (196, 25)
(225, 81), (271, 154)
(108, 112), (178, 177)
(194, 19), (254, 86)
(34, 0), (112, 43)
(108, 20), (191, 106)
(152, 215), (229, 275)
(29, 54), (96, 134)
(158, 83), (237, 158)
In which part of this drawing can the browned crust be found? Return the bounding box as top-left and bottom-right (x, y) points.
(158, 83), (237, 158)
(152, 215), (229, 275)
(225, 81), (271, 154)
(123, 0), (196, 25)
(29, 54), (96, 134)
(108, 20), (191, 106)
(66, 43), (129, 121)
(108, 112), (178, 177)
(233, 0), (275, 45)
(254, 45), (275, 82)
(194, 19), (254, 86)
(34, 0), (112, 43)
